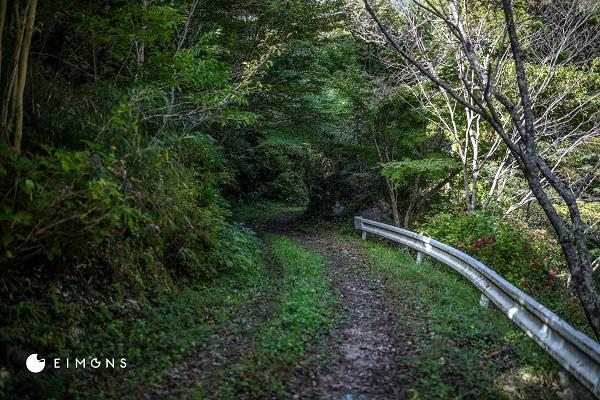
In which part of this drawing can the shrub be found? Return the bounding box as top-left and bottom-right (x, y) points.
(0, 131), (262, 387)
(419, 212), (564, 290)
(0, 127), (261, 312)
(0, 143), (145, 272)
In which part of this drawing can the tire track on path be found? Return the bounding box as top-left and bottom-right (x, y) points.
(258, 213), (406, 399)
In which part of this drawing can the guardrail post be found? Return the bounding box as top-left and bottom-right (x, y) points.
(479, 294), (489, 308)
(416, 251), (423, 265)
(361, 231), (367, 240)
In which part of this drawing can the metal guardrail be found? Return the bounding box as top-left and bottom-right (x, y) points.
(354, 216), (600, 397)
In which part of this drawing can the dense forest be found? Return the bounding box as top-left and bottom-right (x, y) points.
(0, 0), (599, 398)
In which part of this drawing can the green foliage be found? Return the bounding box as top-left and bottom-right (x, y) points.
(1, 253), (269, 399)
(0, 126), (264, 395)
(1, 1), (343, 395)
(419, 212), (564, 289)
(0, 143), (145, 266)
(2, 0), (598, 397)
(381, 157), (456, 186)
(0, 127), (259, 280)
(227, 140), (311, 205)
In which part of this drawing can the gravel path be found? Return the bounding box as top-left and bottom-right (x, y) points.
(256, 213), (405, 399)
(285, 232), (404, 400)
(146, 212), (407, 399)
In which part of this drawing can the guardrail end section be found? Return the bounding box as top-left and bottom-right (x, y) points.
(354, 216), (363, 230)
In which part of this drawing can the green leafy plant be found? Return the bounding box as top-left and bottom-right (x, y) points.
(0, 143), (145, 266)
(419, 212), (564, 289)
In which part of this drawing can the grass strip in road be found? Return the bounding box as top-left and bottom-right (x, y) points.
(209, 234), (336, 399)
(358, 239), (560, 399)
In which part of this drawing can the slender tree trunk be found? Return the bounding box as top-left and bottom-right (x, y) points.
(470, 170), (478, 211)
(403, 196), (414, 228)
(462, 163), (470, 211)
(13, 0), (37, 154)
(499, 0), (600, 338)
(0, 0), (6, 141)
(404, 174), (422, 228)
(386, 178), (401, 226)
(1, 0), (37, 152)
(2, 1), (25, 140)
(92, 45), (97, 82)
(469, 115), (480, 212)
(0, 0), (7, 81)
(372, 126), (402, 226)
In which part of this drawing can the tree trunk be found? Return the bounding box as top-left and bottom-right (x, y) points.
(386, 178), (401, 226)
(13, 0), (37, 154)
(403, 197), (414, 228)
(2, 1), (25, 136)
(0, 0), (7, 142)
(470, 170), (478, 212)
(499, 0), (600, 338)
(0, 0), (7, 81)
(1, 0), (37, 153)
(522, 159), (600, 337)
(462, 163), (470, 211)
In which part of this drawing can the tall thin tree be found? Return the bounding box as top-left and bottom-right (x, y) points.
(362, 0), (600, 337)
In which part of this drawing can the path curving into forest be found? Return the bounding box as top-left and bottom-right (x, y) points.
(254, 212), (571, 400)
(138, 210), (570, 399)
(286, 233), (404, 399)
(260, 213), (405, 399)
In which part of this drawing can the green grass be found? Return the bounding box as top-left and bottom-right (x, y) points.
(2, 204), (332, 399)
(1, 262), (274, 399)
(4, 209), (565, 399)
(357, 238), (560, 399)
(201, 234), (336, 398)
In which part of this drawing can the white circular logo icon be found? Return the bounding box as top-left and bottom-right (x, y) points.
(26, 354), (45, 373)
